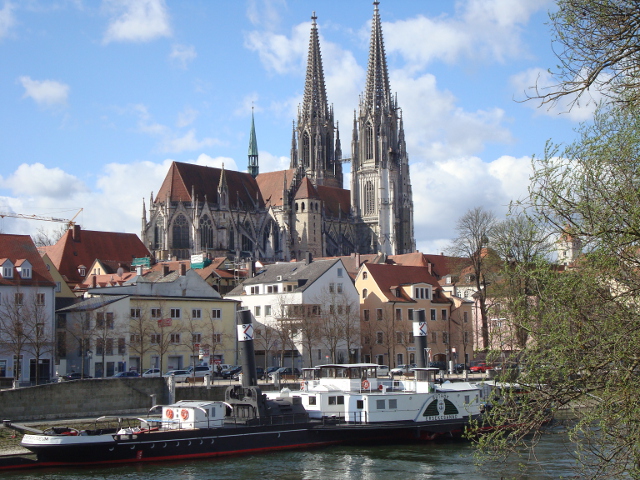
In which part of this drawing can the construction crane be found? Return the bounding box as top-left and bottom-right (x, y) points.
(0, 208), (83, 229)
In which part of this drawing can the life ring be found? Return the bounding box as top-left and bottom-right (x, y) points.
(165, 409), (174, 420)
(378, 384), (384, 391)
(362, 380), (370, 389)
(180, 409), (189, 421)
(300, 381), (306, 390)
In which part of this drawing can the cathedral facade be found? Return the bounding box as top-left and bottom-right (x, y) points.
(142, 3), (415, 263)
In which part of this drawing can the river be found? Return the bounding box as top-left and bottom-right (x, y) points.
(3, 426), (578, 480)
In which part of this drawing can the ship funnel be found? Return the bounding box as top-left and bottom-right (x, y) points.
(414, 309), (428, 368)
(237, 309), (258, 387)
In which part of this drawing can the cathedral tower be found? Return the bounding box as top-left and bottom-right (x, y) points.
(248, 108), (259, 178)
(351, 1), (415, 255)
(291, 12), (343, 189)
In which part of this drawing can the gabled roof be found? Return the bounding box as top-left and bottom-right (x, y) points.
(362, 263), (450, 304)
(255, 169), (297, 209)
(0, 234), (56, 287)
(227, 258), (340, 296)
(57, 294), (129, 312)
(156, 161), (264, 210)
(42, 226), (149, 286)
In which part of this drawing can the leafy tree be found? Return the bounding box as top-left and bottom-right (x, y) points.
(473, 102), (640, 478)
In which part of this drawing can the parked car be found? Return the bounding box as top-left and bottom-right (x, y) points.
(268, 367), (301, 380)
(142, 368), (161, 378)
(213, 364), (234, 376)
(232, 367), (265, 380)
(429, 361), (447, 371)
(185, 365), (213, 378)
(469, 362), (491, 373)
(390, 364), (416, 376)
(376, 365), (390, 376)
(163, 369), (190, 383)
(453, 363), (468, 374)
(111, 371), (140, 378)
(61, 372), (92, 381)
(265, 366), (280, 378)
(221, 366), (242, 379)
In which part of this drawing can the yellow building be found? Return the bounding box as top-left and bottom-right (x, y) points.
(355, 263), (473, 370)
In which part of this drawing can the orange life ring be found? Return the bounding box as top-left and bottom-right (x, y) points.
(300, 381), (306, 390)
(362, 380), (370, 389)
(165, 409), (174, 420)
(180, 409), (189, 421)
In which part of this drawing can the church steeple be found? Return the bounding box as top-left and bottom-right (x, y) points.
(364, 1), (392, 112)
(292, 12), (341, 189)
(248, 108), (259, 178)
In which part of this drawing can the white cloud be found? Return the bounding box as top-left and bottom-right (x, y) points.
(169, 44), (196, 68)
(410, 154), (533, 254)
(244, 22), (309, 75)
(383, 0), (551, 69)
(1, 163), (89, 199)
(0, 1), (16, 40)
(103, 0), (171, 44)
(159, 130), (220, 154)
(19, 76), (69, 107)
(511, 67), (604, 122)
(193, 153), (238, 172)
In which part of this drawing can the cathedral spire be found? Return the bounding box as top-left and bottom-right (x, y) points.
(248, 107), (259, 178)
(290, 120), (297, 169)
(301, 12), (329, 123)
(364, 1), (392, 111)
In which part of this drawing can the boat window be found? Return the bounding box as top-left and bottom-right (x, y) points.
(389, 399), (397, 409)
(356, 400), (364, 409)
(308, 396), (317, 405)
(337, 396), (344, 405)
(376, 399), (385, 409)
(329, 396), (337, 405)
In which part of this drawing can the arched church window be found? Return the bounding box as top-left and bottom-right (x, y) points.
(302, 202), (305, 212)
(365, 123), (374, 159)
(172, 214), (189, 249)
(229, 229), (235, 250)
(365, 181), (375, 215)
(302, 132), (310, 167)
(153, 222), (161, 250)
(200, 216), (214, 249)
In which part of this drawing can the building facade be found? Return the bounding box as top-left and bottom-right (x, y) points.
(142, 4), (414, 263)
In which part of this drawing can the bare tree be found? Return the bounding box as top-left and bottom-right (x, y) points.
(31, 226), (67, 247)
(447, 207), (498, 351)
(22, 290), (54, 385)
(127, 301), (156, 373)
(0, 288), (33, 382)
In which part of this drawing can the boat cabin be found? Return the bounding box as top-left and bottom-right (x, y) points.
(161, 400), (226, 430)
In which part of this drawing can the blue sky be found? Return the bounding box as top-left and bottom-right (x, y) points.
(0, 0), (600, 254)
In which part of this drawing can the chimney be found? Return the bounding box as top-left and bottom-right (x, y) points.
(162, 264), (170, 276)
(427, 262), (432, 275)
(304, 251), (312, 265)
(136, 265), (143, 276)
(91, 275), (97, 288)
(180, 263), (187, 276)
(249, 261), (256, 278)
(72, 225), (81, 242)
(355, 252), (361, 268)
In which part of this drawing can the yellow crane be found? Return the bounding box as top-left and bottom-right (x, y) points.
(0, 208), (83, 228)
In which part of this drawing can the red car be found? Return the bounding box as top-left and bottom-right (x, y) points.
(469, 362), (492, 373)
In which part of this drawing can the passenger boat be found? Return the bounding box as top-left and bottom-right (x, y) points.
(3, 311), (484, 468)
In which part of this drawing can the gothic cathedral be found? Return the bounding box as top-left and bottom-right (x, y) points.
(142, 3), (415, 263)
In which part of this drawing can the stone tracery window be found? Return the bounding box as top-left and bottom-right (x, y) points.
(364, 181), (375, 215)
(200, 216), (214, 249)
(172, 214), (189, 249)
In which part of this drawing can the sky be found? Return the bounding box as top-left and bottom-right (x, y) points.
(0, 0), (599, 255)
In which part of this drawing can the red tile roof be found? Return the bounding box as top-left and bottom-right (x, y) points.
(256, 169), (297, 209)
(156, 161), (264, 209)
(0, 234), (56, 287)
(294, 177), (320, 200)
(364, 263), (449, 304)
(42, 226), (149, 286)
(316, 185), (351, 217)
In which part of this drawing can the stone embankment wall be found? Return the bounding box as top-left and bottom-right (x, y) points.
(0, 380), (299, 422)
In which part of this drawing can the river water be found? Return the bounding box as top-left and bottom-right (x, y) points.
(4, 426), (578, 480)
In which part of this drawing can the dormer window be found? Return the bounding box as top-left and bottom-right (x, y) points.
(16, 260), (32, 280)
(413, 286), (431, 300)
(78, 265), (86, 277)
(0, 259), (14, 279)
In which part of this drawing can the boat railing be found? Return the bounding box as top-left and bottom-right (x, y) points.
(224, 412), (310, 427)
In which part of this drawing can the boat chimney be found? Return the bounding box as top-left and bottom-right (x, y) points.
(237, 309), (259, 387)
(414, 309), (428, 368)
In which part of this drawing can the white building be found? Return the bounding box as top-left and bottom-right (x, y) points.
(226, 257), (360, 369)
(0, 234), (57, 385)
